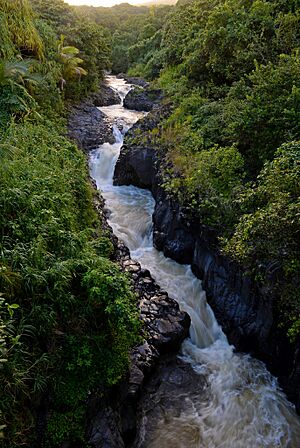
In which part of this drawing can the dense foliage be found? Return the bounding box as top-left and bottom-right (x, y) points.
(0, 121), (139, 447)
(76, 2), (172, 74)
(31, 0), (111, 98)
(1, 0), (299, 444)
(0, 1), (139, 446)
(117, 0), (300, 338)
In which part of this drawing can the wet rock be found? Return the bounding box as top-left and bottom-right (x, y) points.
(115, 143), (156, 189)
(68, 101), (114, 150)
(123, 86), (163, 112)
(116, 239), (190, 355)
(134, 356), (207, 447)
(114, 105), (170, 190)
(113, 102), (300, 412)
(90, 83), (121, 107)
(67, 80), (122, 151)
(152, 187), (296, 381)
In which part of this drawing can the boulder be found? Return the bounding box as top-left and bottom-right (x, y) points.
(90, 83), (121, 107)
(123, 86), (163, 112)
(134, 355), (207, 447)
(68, 101), (114, 150)
(114, 105), (170, 190)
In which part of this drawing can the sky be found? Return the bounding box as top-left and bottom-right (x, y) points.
(66, 0), (144, 6)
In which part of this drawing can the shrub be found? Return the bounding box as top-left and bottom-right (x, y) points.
(0, 120), (139, 446)
(223, 141), (300, 337)
(164, 144), (245, 230)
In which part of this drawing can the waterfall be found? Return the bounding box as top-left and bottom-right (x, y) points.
(89, 75), (300, 448)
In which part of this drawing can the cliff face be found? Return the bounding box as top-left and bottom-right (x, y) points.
(114, 105), (300, 413)
(68, 90), (190, 447)
(87, 202), (191, 447)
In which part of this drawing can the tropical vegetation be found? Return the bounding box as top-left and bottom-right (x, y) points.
(0, 1), (139, 446)
(98, 0), (300, 340)
(1, 0), (299, 445)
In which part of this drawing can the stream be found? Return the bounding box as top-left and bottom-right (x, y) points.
(89, 76), (300, 447)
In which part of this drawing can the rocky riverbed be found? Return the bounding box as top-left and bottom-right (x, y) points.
(67, 76), (300, 448)
(68, 79), (191, 447)
(68, 81), (120, 150)
(114, 89), (300, 415)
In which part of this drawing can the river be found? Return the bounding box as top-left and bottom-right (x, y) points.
(89, 75), (300, 448)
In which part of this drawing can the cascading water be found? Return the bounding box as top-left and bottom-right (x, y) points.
(89, 75), (300, 447)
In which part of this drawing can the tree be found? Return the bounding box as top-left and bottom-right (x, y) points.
(57, 35), (87, 90)
(0, 59), (42, 118)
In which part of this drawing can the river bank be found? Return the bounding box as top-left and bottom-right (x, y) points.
(85, 76), (300, 447)
(114, 99), (300, 416)
(68, 77), (190, 447)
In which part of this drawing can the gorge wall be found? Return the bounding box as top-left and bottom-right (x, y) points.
(114, 104), (300, 414)
(68, 84), (190, 447)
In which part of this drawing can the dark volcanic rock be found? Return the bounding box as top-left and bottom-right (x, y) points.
(68, 101), (114, 150)
(117, 74), (149, 88)
(133, 355), (207, 447)
(124, 86), (163, 112)
(86, 185), (190, 448)
(113, 104), (300, 413)
(152, 187), (283, 359)
(116, 242), (190, 356)
(114, 105), (170, 190)
(90, 83), (121, 107)
(115, 143), (156, 189)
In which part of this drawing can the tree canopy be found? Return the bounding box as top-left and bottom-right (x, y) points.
(0, 1), (138, 446)
(110, 0), (300, 340)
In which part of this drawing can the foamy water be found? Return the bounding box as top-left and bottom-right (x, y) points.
(89, 75), (300, 447)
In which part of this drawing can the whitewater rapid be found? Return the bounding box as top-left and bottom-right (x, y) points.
(89, 75), (300, 447)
